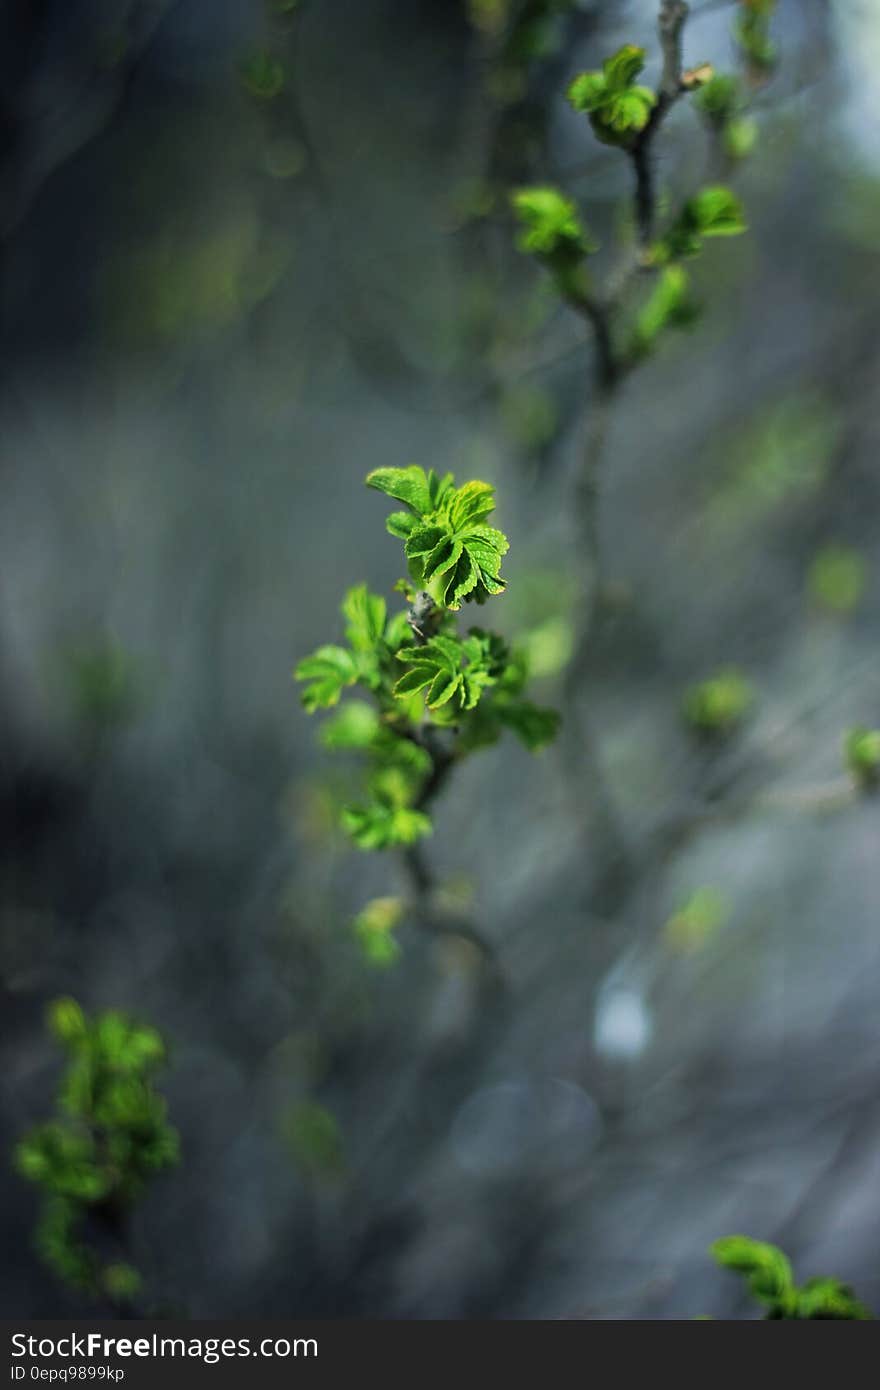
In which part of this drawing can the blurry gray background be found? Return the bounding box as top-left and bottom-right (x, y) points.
(2, 0), (879, 1318)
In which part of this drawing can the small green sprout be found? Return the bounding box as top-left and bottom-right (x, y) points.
(683, 668), (754, 738)
(734, 0), (778, 78)
(567, 45), (657, 147)
(695, 74), (759, 161)
(844, 727), (880, 792)
(653, 186), (747, 263)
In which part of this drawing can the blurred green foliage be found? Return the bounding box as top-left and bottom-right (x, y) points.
(844, 727), (880, 792)
(500, 383), (559, 454)
(665, 887), (730, 955)
(14, 1000), (179, 1300)
(807, 545), (866, 615)
(466, 0), (581, 108)
(711, 394), (838, 527)
(567, 45), (657, 148)
(281, 1100), (345, 1182)
(695, 74), (758, 162)
(652, 187), (747, 263)
(240, 50), (286, 101)
(107, 215), (289, 349)
(712, 1236), (871, 1318)
(58, 640), (141, 742)
(734, 0), (778, 79)
(683, 668), (754, 739)
(353, 897), (404, 967)
(629, 265), (698, 359)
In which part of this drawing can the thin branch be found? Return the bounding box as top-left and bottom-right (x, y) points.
(397, 595), (503, 976)
(632, 0), (690, 249)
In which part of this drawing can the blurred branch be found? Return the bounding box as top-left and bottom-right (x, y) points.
(632, 1), (690, 249)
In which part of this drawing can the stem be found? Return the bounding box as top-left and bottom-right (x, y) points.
(551, 1), (693, 916)
(560, 371), (634, 914)
(398, 595), (502, 977)
(632, 1), (690, 249)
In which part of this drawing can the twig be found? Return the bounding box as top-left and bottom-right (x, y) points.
(632, 0), (690, 249)
(397, 595), (503, 976)
(549, 4), (694, 899)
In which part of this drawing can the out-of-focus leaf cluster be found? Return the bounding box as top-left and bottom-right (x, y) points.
(712, 1236), (871, 1318)
(14, 1000), (179, 1299)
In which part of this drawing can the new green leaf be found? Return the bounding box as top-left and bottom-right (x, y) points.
(295, 645), (358, 711)
(567, 46), (657, 146)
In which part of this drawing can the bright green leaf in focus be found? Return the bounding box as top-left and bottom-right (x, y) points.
(395, 630), (506, 712)
(365, 465), (453, 519)
(367, 468), (510, 610)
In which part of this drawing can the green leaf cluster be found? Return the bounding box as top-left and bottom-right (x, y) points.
(567, 45), (657, 147)
(341, 773), (433, 850)
(367, 467), (510, 609)
(511, 187), (597, 299)
(14, 1000), (179, 1298)
(654, 186), (747, 262)
(511, 187), (595, 259)
(395, 629), (508, 713)
(295, 470), (559, 858)
(694, 74), (758, 162)
(734, 0), (777, 75)
(711, 1236), (871, 1319)
(629, 265), (699, 359)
